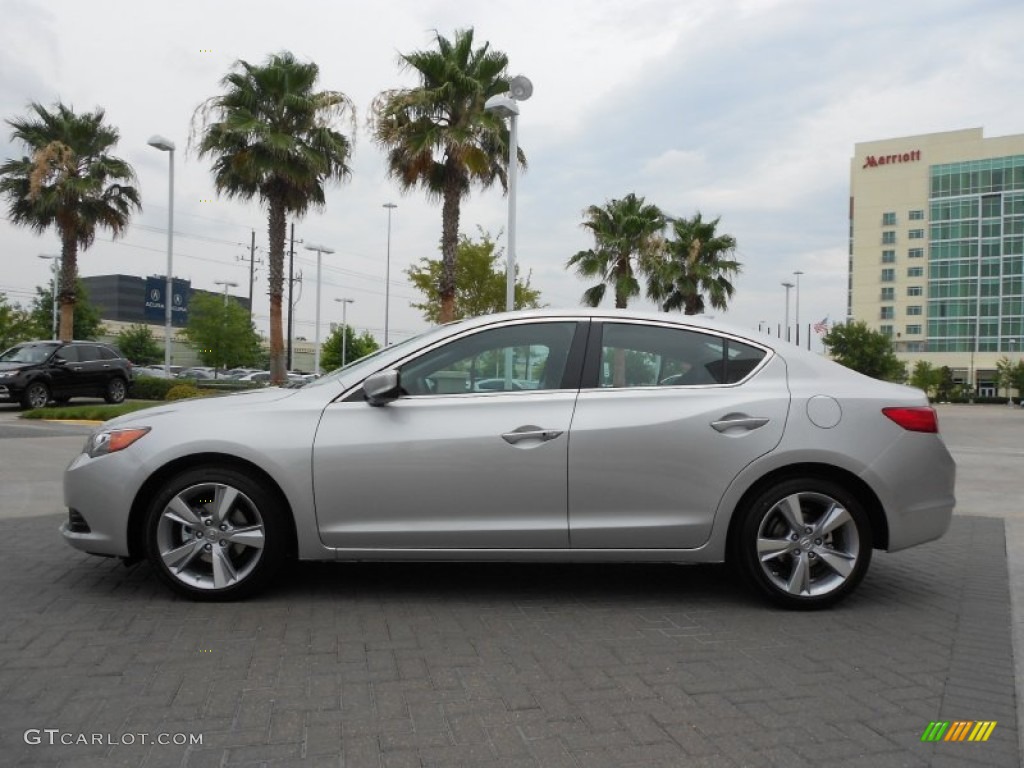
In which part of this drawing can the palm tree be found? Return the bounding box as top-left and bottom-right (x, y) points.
(0, 102), (140, 340)
(371, 28), (521, 324)
(192, 51), (354, 382)
(566, 193), (667, 309)
(654, 213), (740, 315)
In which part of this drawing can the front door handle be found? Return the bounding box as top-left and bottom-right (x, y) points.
(501, 425), (563, 444)
(710, 415), (769, 433)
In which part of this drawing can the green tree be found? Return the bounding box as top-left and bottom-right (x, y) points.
(1009, 360), (1024, 404)
(822, 320), (906, 382)
(193, 52), (355, 384)
(371, 28), (520, 324)
(567, 193), (667, 309)
(909, 360), (942, 398)
(0, 293), (33, 350)
(995, 356), (1017, 400)
(27, 279), (103, 340)
(0, 102), (140, 341)
(935, 366), (956, 401)
(181, 293), (261, 371)
(653, 213), (740, 315)
(407, 230), (542, 323)
(117, 324), (162, 365)
(320, 325), (380, 372)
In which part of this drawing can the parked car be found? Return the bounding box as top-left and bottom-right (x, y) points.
(176, 367), (215, 380)
(61, 310), (956, 608)
(0, 340), (133, 409)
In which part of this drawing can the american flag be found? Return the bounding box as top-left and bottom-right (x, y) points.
(813, 316), (830, 335)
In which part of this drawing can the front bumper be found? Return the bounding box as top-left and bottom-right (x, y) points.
(61, 447), (143, 558)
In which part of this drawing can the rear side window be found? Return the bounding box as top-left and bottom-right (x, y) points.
(99, 346), (121, 360)
(76, 345), (103, 362)
(596, 323), (767, 388)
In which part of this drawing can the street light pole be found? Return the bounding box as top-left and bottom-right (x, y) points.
(782, 281), (795, 342)
(335, 298), (354, 367)
(37, 254), (59, 340)
(214, 280), (239, 306)
(304, 243), (334, 375)
(148, 135), (175, 376)
(793, 270), (804, 347)
(383, 203), (397, 346)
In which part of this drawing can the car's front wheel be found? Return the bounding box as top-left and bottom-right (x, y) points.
(144, 467), (288, 600)
(20, 381), (49, 410)
(734, 477), (872, 609)
(104, 376), (127, 404)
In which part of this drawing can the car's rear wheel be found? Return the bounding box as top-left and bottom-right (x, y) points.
(734, 477), (872, 609)
(104, 376), (127, 404)
(21, 381), (49, 410)
(144, 467), (287, 600)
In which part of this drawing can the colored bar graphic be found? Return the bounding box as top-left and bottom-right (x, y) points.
(920, 721), (996, 742)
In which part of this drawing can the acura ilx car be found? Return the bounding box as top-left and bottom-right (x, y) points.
(61, 310), (955, 609)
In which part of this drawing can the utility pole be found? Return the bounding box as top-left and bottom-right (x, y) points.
(236, 230), (261, 322)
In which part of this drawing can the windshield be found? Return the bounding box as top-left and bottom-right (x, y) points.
(0, 343), (59, 364)
(304, 331), (430, 389)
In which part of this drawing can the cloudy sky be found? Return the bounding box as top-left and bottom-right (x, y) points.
(2, 0), (1023, 348)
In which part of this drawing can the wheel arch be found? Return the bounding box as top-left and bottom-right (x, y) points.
(127, 452), (298, 562)
(725, 462), (889, 559)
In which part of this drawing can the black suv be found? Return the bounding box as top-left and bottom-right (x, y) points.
(0, 341), (133, 409)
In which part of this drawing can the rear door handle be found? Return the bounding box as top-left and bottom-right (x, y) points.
(501, 426), (563, 444)
(710, 415), (769, 432)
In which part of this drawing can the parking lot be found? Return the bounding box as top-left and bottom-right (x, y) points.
(0, 404), (1021, 767)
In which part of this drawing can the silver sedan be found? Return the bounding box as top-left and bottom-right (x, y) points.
(61, 310), (955, 609)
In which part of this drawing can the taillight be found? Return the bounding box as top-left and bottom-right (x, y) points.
(882, 406), (938, 433)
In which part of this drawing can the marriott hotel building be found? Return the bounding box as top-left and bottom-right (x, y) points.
(849, 127), (1024, 394)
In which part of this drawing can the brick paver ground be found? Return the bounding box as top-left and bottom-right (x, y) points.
(0, 513), (1016, 767)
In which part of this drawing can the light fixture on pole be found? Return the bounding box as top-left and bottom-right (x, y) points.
(782, 281), (795, 342)
(148, 135), (176, 376)
(334, 298), (354, 367)
(214, 280), (239, 306)
(484, 74), (533, 313)
(37, 254), (59, 340)
(793, 270), (804, 346)
(382, 203), (397, 346)
(304, 243), (334, 375)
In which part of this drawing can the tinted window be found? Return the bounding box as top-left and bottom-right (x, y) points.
(99, 346), (121, 360)
(53, 346), (80, 363)
(76, 345), (103, 362)
(399, 322), (577, 396)
(596, 324), (766, 388)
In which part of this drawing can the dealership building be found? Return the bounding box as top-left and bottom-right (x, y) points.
(849, 127), (1024, 394)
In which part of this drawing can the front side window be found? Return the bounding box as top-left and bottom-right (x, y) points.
(398, 322), (577, 396)
(595, 323), (766, 388)
(53, 345), (81, 363)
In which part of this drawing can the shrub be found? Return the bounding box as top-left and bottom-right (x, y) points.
(130, 377), (178, 400)
(165, 384), (203, 401)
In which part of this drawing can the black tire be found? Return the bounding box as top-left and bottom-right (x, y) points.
(733, 477), (872, 610)
(104, 376), (127, 404)
(20, 380), (50, 410)
(144, 467), (288, 600)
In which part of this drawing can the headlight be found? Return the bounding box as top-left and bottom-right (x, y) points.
(85, 427), (151, 458)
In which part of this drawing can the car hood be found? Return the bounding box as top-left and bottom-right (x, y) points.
(0, 362), (32, 373)
(103, 386), (301, 428)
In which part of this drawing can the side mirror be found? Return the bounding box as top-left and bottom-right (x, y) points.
(363, 369), (401, 406)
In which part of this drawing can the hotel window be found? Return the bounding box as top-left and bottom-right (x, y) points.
(882, 250), (896, 263)
(908, 248), (924, 258)
(908, 229), (925, 239)
(906, 324), (922, 335)
(907, 266), (924, 277)
(882, 212), (897, 226)
(880, 306), (894, 320)
(881, 287), (895, 301)
(907, 305), (922, 316)
(909, 210), (925, 220)
(882, 231), (896, 244)
(881, 269), (895, 282)
(907, 286), (923, 296)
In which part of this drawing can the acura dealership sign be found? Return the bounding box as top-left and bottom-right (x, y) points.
(862, 149), (921, 169)
(144, 276), (189, 326)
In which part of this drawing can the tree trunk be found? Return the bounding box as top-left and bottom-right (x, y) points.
(58, 227), (77, 341)
(438, 174), (461, 324)
(267, 197), (287, 384)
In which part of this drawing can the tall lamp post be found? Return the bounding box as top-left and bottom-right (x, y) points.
(382, 203), (396, 346)
(793, 270), (804, 346)
(484, 75), (533, 313)
(304, 243), (334, 375)
(148, 135), (176, 376)
(214, 280), (238, 306)
(37, 254), (59, 339)
(782, 281), (795, 342)
(335, 298), (354, 367)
